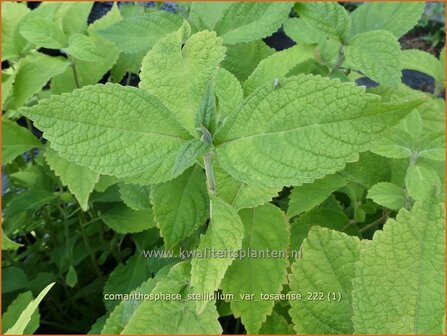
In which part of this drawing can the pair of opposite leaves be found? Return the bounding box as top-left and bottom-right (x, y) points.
(22, 26), (424, 191)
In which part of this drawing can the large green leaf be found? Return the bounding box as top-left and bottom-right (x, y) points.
(244, 44), (314, 95)
(44, 147), (99, 211)
(214, 67), (243, 120)
(191, 197), (244, 313)
(97, 11), (182, 54)
(188, 2), (232, 30)
(53, 2), (92, 35)
(2, 120), (41, 164)
(283, 17), (326, 45)
(289, 227), (362, 334)
(118, 183), (151, 210)
(352, 198), (445, 333)
(140, 26), (226, 135)
(12, 52), (70, 108)
(215, 75), (423, 188)
(345, 30), (402, 86)
(214, 2), (292, 45)
(367, 182), (408, 211)
(122, 262), (222, 334)
(294, 2), (351, 42)
(151, 166), (209, 249)
(349, 2), (425, 38)
(22, 84), (193, 184)
(64, 34), (102, 62)
(221, 204), (289, 333)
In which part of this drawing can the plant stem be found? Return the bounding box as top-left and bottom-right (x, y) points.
(360, 213), (388, 233)
(204, 151), (216, 196)
(71, 61), (81, 89)
(330, 46), (345, 74)
(78, 212), (102, 277)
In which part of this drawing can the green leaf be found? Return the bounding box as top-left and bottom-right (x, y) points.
(401, 49), (444, 85)
(3, 191), (57, 220)
(101, 204), (155, 234)
(191, 197), (244, 313)
(97, 11), (182, 54)
(345, 30), (402, 86)
(10, 165), (53, 191)
(289, 227), (362, 334)
(2, 292), (39, 334)
(288, 173), (346, 218)
(367, 182), (408, 210)
(118, 183), (151, 210)
(12, 52), (70, 108)
(222, 40), (274, 82)
(215, 164), (279, 210)
(352, 198), (445, 333)
(151, 166), (208, 249)
(2, 230), (23, 251)
(214, 3), (292, 45)
(215, 67), (243, 121)
(140, 27), (226, 135)
(1, 2), (30, 60)
(216, 75), (423, 187)
(2, 120), (41, 164)
(6, 282), (55, 335)
(294, 2), (351, 42)
(45, 147), (99, 211)
(53, 2), (92, 35)
(188, 2), (232, 30)
(221, 204), (289, 333)
(259, 311), (294, 334)
(64, 34), (102, 62)
(349, 2), (425, 38)
(22, 84), (193, 184)
(88, 3), (121, 33)
(174, 140), (211, 179)
(405, 162), (441, 202)
(283, 17), (326, 45)
(122, 262), (222, 334)
(19, 17), (67, 49)
(2, 267), (28, 293)
(102, 255), (151, 311)
(65, 266), (78, 288)
(244, 44), (314, 95)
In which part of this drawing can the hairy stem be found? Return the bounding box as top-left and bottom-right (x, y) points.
(204, 151), (216, 196)
(71, 61), (81, 89)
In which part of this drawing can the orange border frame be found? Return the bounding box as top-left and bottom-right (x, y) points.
(0, 0), (446, 335)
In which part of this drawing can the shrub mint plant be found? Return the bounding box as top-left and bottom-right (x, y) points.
(2, 1), (445, 334)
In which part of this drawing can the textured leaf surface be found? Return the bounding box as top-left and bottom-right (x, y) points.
(221, 204), (289, 333)
(118, 183), (151, 210)
(283, 17), (326, 45)
(367, 182), (407, 210)
(295, 2), (350, 41)
(122, 262), (222, 334)
(401, 49), (443, 84)
(216, 75), (421, 187)
(214, 3), (292, 45)
(101, 204), (155, 234)
(289, 227), (362, 334)
(2, 120), (41, 164)
(19, 17), (67, 49)
(151, 166), (208, 249)
(222, 40), (274, 81)
(13, 52), (70, 108)
(44, 147), (99, 211)
(2, 292), (39, 334)
(352, 198), (445, 333)
(405, 162), (442, 202)
(97, 12), (182, 54)
(288, 173), (346, 218)
(188, 2), (232, 30)
(215, 164), (279, 210)
(65, 34), (102, 62)
(172, 139), (210, 178)
(215, 67), (243, 120)
(23, 84), (192, 184)
(191, 197), (244, 313)
(244, 44), (314, 95)
(349, 2), (424, 38)
(345, 30), (402, 86)
(140, 28), (225, 135)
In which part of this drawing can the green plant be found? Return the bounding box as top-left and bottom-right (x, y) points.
(2, 1), (445, 335)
